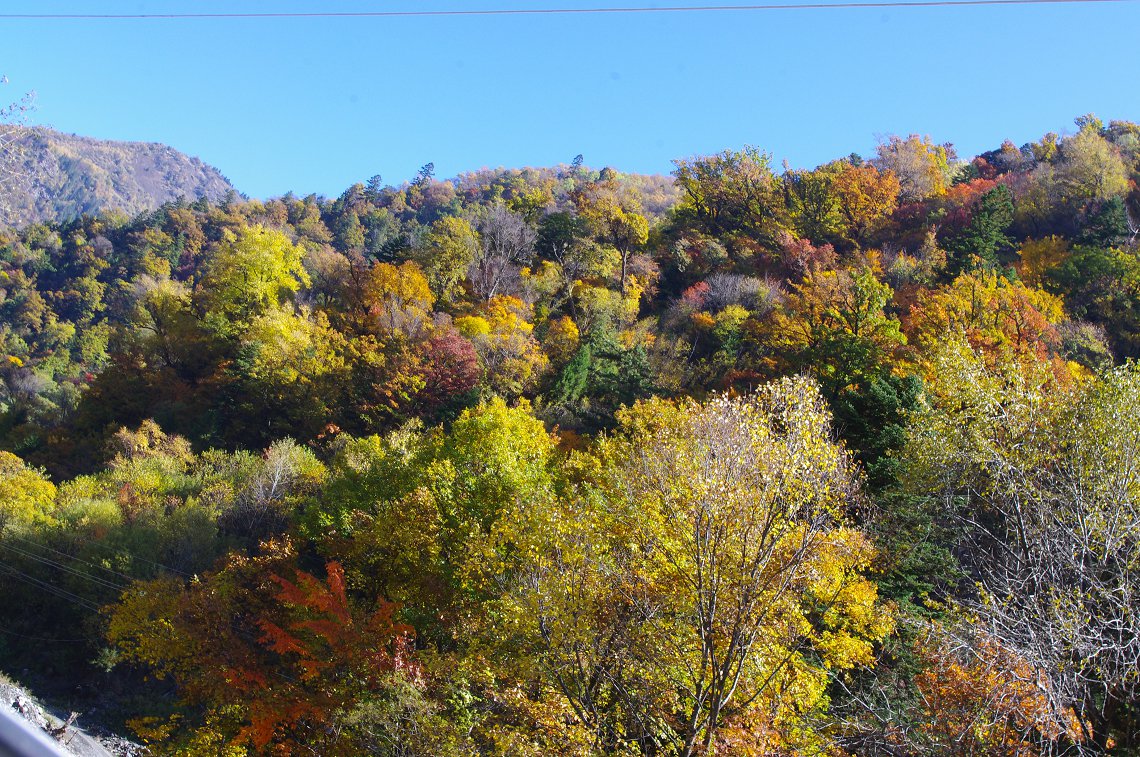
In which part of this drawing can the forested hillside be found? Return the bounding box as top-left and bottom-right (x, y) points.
(1, 117), (1139, 755)
(0, 127), (237, 227)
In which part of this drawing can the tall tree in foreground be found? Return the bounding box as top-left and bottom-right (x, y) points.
(494, 377), (893, 755)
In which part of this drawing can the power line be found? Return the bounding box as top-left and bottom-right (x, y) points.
(0, 0), (1131, 19)
(0, 563), (102, 613)
(4, 529), (193, 580)
(63, 531), (194, 578)
(9, 531), (190, 581)
(0, 541), (128, 593)
(0, 625), (91, 644)
(5, 533), (141, 586)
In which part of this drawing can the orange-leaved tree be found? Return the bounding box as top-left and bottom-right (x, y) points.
(904, 271), (1067, 370)
(106, 539), (421, 755)
(914, 627), (1084, 756)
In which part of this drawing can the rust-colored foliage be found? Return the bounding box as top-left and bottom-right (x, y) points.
(905, 272), (1065, 365)
(914, 631), (1083, 756)
(249, 561), (417, 749)
(107, 541), (419, 754)
(418, 328), (480, 412)
(830, 161), (900, 244)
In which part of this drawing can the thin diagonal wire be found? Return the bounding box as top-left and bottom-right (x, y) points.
(0, 563), (103, 612)
(0, 0), (1130, 19)
(0, 543), (127, 592)
(6, 533), (157, 585)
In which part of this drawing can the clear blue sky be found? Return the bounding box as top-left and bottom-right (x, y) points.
(4, 0), (1140, 199)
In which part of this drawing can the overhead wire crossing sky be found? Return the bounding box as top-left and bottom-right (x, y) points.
(3, 0), (1137, 197)
(0, 0), (1132, 18)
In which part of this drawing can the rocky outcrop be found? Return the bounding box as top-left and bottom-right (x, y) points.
(1, 127), (238, 227)
(0, 677), (143, 757)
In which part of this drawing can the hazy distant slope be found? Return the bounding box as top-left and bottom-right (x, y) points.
(2, 127), (237, 226)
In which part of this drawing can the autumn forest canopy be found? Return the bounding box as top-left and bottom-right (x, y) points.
(3, 116), (1140, 755)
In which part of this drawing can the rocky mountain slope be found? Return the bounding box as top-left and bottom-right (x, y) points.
(1, 127), (238, 227)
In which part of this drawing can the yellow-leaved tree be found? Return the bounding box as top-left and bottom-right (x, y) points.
(490, 377), (893, 755)
(0, 450), (56, 528)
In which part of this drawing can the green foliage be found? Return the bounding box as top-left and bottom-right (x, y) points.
(949, 184), (1014, 270)
(545, 327), (655, 431)
(1078, 195), (1131, 247)
(831, 372), (922, 491)
(1049, 244), (1140, 357)
(198, 225), (309, 339)
(415, 215), (479, 302)
(0, 449), (55, 526)
(4, 118), (1140, 755)
(437, 397), (555, 537)
(671, 146), (788, 248)
(1056, 126), (1129, 205)
(767, 265), (906, 400)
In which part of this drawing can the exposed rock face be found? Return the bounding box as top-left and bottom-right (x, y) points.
(0, 677), (144, 756)
(1, 127), (238, 227)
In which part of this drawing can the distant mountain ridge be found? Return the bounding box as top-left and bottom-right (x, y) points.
(2, 127), (238, 227)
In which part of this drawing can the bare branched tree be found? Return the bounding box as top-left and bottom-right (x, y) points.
(469, 204), (535, 301)
(905, 339), (1140, 754)
(224, 439), (318, 540)
(0, 76), (36, 227)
